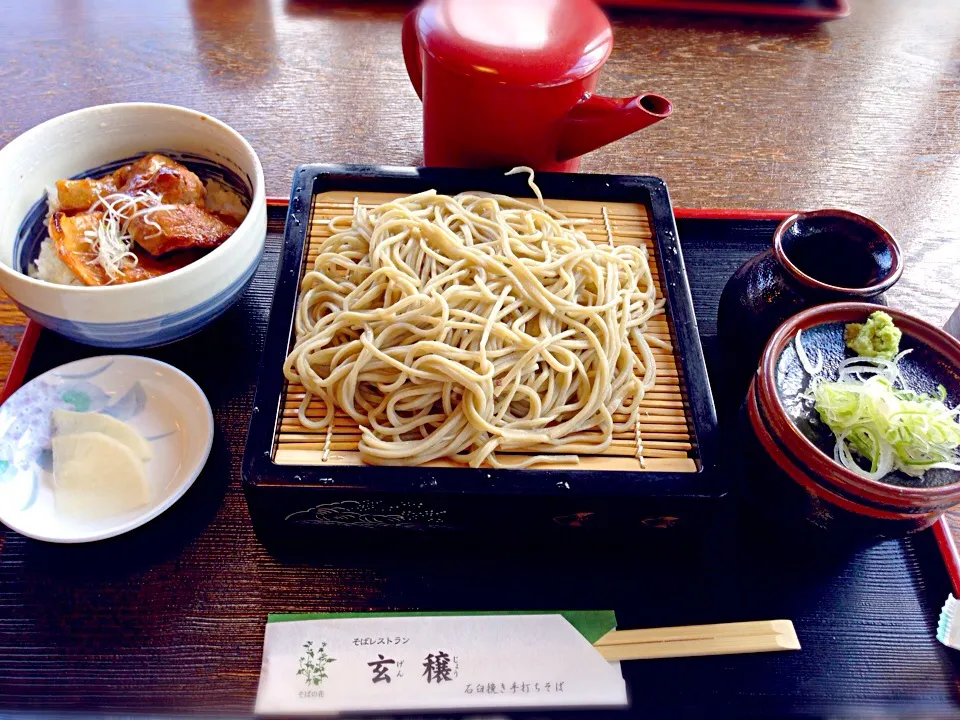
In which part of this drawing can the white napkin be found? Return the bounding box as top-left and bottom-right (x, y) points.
(937, 594), (960, 649)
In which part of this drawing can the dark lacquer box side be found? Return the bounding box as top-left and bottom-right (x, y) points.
(242, 165), (722, 546)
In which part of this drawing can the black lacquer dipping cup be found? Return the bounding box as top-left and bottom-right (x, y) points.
(740, 302), (960, 543)
(718, 210), (903, 392)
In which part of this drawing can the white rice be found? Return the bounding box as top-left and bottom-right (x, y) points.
(29, 184), (79, 285)
(29, 237), (81, 286)
(29, 178), (249, 286)
(45, 184), (60, 212)
(204, 179), (248, 222)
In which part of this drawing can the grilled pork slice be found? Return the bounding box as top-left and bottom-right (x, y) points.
(129, 204), (236, 256)
(49, 211), (198, 286)
(115, 153), (206, 206)
(53, 177), (120, 213)
(53, 154), (205, 215)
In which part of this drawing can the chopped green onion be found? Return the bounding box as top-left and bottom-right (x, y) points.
(810, 361), (960, 480)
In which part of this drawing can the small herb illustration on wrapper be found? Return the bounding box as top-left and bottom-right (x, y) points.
(297, 641), (336, 686)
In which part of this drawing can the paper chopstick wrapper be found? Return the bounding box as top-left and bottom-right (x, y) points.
(255, 612), (627, 715)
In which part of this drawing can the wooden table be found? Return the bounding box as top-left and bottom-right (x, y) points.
(1, 0), (959, 713)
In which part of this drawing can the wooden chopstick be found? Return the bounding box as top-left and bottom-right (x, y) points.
(592, 620), (800, 661)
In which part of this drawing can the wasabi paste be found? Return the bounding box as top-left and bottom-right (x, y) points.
(844, 311), (902, 360)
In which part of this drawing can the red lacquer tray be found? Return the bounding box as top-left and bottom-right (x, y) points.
(3, 198), (960, 716)
(2, 202), (956, 595)
(602, 0), (849, 20)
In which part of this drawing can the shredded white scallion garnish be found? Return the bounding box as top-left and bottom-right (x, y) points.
(795, 328), (823, 375)
(81, 191), (178, 282)
(795, 333), (960, 480)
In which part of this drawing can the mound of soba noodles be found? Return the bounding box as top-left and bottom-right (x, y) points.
(284, 169), (666, 468)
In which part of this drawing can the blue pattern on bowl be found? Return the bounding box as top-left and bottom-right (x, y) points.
(56, 359), (114, 380)
(16, 247), (262, 347)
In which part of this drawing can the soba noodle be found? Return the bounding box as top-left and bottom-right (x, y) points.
(283, 169), (666, 468)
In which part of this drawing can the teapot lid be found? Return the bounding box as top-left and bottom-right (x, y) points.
(414, 0), (613, 86)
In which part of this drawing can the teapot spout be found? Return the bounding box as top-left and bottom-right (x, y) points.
(556, 93), (672, 163)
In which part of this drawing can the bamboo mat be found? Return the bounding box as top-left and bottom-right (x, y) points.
(274, 191), (698, 472)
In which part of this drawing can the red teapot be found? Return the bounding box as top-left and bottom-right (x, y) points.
(402, 0), (672, 171)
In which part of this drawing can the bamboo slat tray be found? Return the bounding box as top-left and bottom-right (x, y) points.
(243, 166), (720, 529)
(275, 190), (696, 473)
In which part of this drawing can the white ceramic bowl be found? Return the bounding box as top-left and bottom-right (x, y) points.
(0, 103), (266, 347)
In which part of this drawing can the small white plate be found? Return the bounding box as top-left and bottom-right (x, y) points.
(0, 355), (213, 543)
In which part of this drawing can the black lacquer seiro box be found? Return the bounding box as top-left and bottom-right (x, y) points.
(241, 165), (721, 545)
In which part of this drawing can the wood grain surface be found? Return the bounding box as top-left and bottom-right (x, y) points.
(1, 0), (960, 713)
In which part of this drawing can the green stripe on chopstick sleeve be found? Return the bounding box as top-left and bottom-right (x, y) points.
(267, 609), (617, 645)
